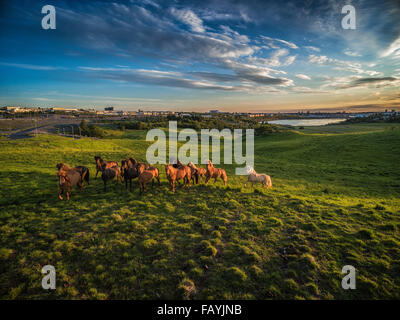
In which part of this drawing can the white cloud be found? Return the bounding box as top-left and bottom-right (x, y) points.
(381, 36), (400, 57)
(308, 55), (382, 76)
(261, 36), (298, 49)
(344, 49), (362, 57)
(171, 8), (205, 33)
(304, 46), (320, 52)
(295, 74), (311, 80)
(308, 55), (330, 64)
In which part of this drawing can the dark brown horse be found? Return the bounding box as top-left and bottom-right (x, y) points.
(101, 164), (122, 192)
(57, 168), (83, 200)
(94, 156), (118, 179)
(164, 164), (191, 192)
(121, 158), (152, 190)
(205, 160), (227, 185)
(121, 161), (141, 191)
(56, 163), (90, 186)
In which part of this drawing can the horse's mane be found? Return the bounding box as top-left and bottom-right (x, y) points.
(129, 157), (138, 165)
(56, 163), (72, 171)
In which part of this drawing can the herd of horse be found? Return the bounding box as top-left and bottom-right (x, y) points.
(56, 156), (271, 200)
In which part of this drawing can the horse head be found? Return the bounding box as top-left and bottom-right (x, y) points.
(246, 165), (255, 175)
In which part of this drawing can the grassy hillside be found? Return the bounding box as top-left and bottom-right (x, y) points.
(0, 123), (399, 299)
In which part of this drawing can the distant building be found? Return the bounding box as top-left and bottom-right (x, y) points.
(105, 107), (114, 111)
(209, 110), (219, 113)
(1, 106), (31, 113)
(51, 107), (78, 113)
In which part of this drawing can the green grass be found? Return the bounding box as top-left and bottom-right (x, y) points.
(0, 123), (399, 299)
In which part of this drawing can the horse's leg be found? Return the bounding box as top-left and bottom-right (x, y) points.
(172, 180), (175, 193)
(129, 178), (132, 191)
(186, 176), (190, 188)
(157, 176), (160, 185)
(58, 188), (63, 200)
(95, 169), (99, 179)
(205, 175), (210, 185)
(104, 180), (107, 192)
(66, 191), (70, 200)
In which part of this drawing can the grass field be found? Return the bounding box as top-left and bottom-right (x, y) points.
(0, 123), (399, 299)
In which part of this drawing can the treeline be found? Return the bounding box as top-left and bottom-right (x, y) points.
(79, 120), (105, 138)
(108, 114), (281, 135)
(345, 114), (400, 124)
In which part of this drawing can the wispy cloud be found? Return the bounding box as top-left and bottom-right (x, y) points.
(295, 74), (311, 80)
(170, 7), (205, 33)
(381, 36), (400, 58)
(0, 62), (64, 71)
(344, 49), (362, 57)
(261, 36), (298, 49)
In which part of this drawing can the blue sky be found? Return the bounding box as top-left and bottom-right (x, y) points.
(0, 0), (399, 112)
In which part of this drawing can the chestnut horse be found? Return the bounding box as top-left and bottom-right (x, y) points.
(138, 166), (160, 194)
(94, 156), (118, 179)
(205, 160), (227, 185)
(164, 164), (191, 192)
(187, 162), (206, 184)
(172, 160), (197, 185)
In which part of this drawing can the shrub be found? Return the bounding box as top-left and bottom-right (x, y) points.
(224, 267), (247, 285)
(178, 278), (196, 299)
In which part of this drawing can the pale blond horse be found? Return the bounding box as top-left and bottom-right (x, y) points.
(244, 166), (272, 188)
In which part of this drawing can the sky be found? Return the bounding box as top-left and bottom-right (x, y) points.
(0, 0), (399, 112)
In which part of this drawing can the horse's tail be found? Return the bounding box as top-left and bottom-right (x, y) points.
(221, 169), (228, 183)
(85, 168), (90, 185)
(266, 175), (272, 188)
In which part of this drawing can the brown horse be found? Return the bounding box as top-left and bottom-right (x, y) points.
(138, 166), (160, 194)
(187, 162), (207, 184)
(57, 168), (83, 200)
(205, 160), (227, 185)
(164, 164), (191, 192)
(121, 158), (152, 190)
(56, 163), (90, 186)
(121, 157), (150, 174)
(94, 156), (118, 179)
(101, 164), (122, 192)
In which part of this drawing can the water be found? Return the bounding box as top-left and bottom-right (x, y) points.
(267, 118), (346, 127)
